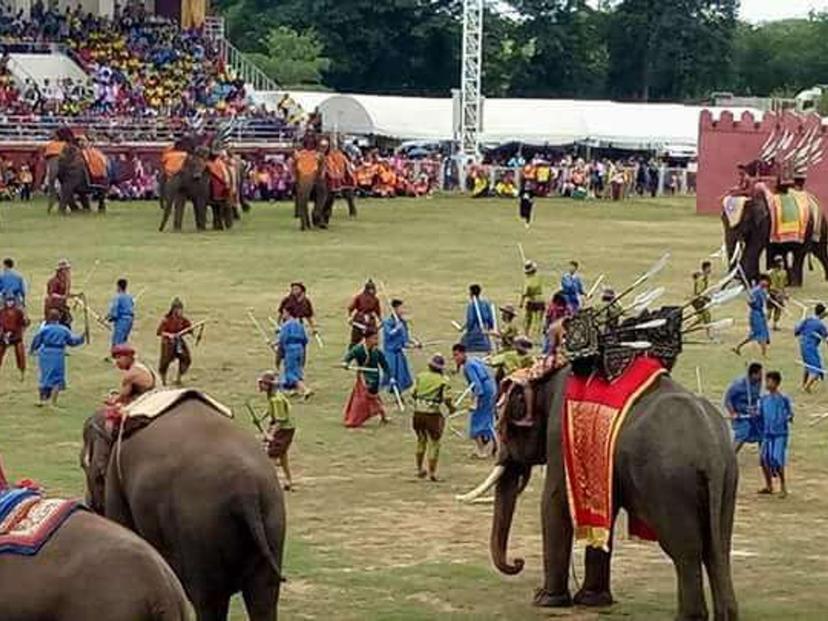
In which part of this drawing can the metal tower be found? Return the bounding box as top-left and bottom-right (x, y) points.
(460, 0), (483, 158)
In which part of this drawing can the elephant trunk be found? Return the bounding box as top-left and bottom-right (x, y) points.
(490, 463), (528, 575)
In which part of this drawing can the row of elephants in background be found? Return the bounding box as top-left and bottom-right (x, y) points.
(45, 129), (247, 232)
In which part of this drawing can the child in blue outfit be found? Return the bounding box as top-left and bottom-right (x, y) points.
(758, 371), (793, 498)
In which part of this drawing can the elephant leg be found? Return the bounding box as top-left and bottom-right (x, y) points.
(534, 474), (573, 607)
(195, 199), (207, 231)
(574, 546), (614, 607)
(58, 184), (73, 213)
(313, 184), (329, 228)
(159, 198), (173, 231)
(191, 597), (230, 621)
(742, 240), (763, 285)
(656, 503), (709, 620)
(97, 191), (106, 213)
(295, 182), (313, 230)
(814, 241), (828, 281)
(173, 197), (185, 231)
(790, 248), (806, 287)
(224, 204), (234, 229)
(210, 202), (223, 230)
(79, 192), (91, 212)
(345, 188), (357, 217)
(241, 558), (280, 621)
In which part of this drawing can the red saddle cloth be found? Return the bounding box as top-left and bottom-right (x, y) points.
(562, 356), (665, 550)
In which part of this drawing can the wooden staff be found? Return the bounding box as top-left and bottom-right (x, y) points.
(247, 309), (275, 352)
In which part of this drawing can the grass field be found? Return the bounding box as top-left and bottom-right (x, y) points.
(1, 195), (827, 620)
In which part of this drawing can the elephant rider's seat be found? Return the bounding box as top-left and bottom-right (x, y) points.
(109, 388), (233, 440)
(161, 149), (189, 177)
(0, 484), (83, 556)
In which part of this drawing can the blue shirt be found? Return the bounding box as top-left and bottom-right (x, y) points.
(382, 316), (409, 353)
(760, 393), (792, 436)
(561, 273), (584, 302)
(794, 316), (828, 348)
(724, 376), (761, 417)
(749, 286), (767, 313)
(463, 357), (495, 397)
(465, 297), (494, 332)
(0, 269), (26, 305)
(107, 292), (135, 322)
(29, 322), (84, 353)
(278, 318), (308, 348)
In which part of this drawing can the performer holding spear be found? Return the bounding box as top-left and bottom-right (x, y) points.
(157, 297), (197, 386)
(794, 302), (828, 392)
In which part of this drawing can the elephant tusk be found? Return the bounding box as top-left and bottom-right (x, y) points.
(456, 465), (505, 503)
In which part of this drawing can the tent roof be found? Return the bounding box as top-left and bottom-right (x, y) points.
(312, 93), (760, 149)
(319, 94), (452, 140)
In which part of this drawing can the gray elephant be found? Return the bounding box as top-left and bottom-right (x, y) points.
(461, 367), (739, 620)
(81, 397), (285, 621)
(160, 149), (210, 232)
(56, 141), (109, 213)
(0, 509), (190, 620)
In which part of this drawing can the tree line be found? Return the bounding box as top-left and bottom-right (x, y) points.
(215, 0), (828, 102)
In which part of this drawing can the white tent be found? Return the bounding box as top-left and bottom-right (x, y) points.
(306, 93), (760, 151)
(319, 94), (452, 139)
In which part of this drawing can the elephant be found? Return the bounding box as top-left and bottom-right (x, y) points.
(56, 143), (109, 214)
(160, 150), (210, 232)
(81, 397), (285, 621)
(722, 183), (828, 287)
(464, 366), (739, 620)
(0, 509), (190, 620)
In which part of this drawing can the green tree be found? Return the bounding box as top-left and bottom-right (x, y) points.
(245, 26), (331, 88)
(606, 0), (738, 101)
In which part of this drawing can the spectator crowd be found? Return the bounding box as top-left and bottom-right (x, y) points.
(0, 1), (288, 126)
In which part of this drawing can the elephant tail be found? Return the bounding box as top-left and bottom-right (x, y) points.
(242, 490), (284, 581)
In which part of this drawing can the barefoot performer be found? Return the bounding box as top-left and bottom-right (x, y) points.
(106, 278), (135, 347)
(278, 308), (312, 398)
(342, 328), (392, 427)
(734, 275), (771, 358)
(255, 371), (296, 491)
(0, 291), (28, 381)
(111, 343), (156, 404)
(411, 354), (455, 481)
(347, 279), (382, 346)
(758, 371), (793, 497)
(29, 309), (85, 406)
(157, 297), (193, 386)
(724, 363), (763, 453)
(794, 303), (827, 393)
(453, 343), (497, 458)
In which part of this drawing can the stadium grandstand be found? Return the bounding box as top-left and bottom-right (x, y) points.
(0, 0), (303, 149)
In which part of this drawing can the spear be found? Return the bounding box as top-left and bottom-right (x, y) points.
(626, 286), (665, 313)
(77, 259), (100, 292)
(247, 308), (276, 352)
(490, 302), (500, 353)
(451, 320), (464, 332)
(696, 366), (704, 396)
(585, 274), (605, 300)
(615, 318), (668, 332)
(517, 242), (527, 265)
(808, 412), (828, 427)
(132, 286), (148, 303)
(453, 384), (473, 408)
(600, 253), (670, 312)
(795, 359), (824, 375)
(683, 318), (735, 335)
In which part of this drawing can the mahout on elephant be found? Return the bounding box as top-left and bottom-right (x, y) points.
(0, 461), (190, 621)
(722, 125), (828, 287)
(459, 263), (740, 620)
(81, 392), (285, 621)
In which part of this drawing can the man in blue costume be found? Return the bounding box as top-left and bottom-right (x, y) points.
(758, 371), (793, 498)
(29, 308), (85, 406)
(0, 257), (26, 307)
(277, 308), (312, 398)
(724, 362), (763, 453)
(106, 278), (135, 348)
(381, 299), (417, 394)
(460, 284), (494, 354)
(453, 343), (497, 458)
(794, 303), (828, 393)
(561, 261), (585, 313)
(734, 275), (770, 358)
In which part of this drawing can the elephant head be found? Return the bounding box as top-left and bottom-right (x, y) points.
(80, 412), (115, 514)
(722, 185), (771, 283)
(186, 147), (210, 181)
(458, 369), (566, 576)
